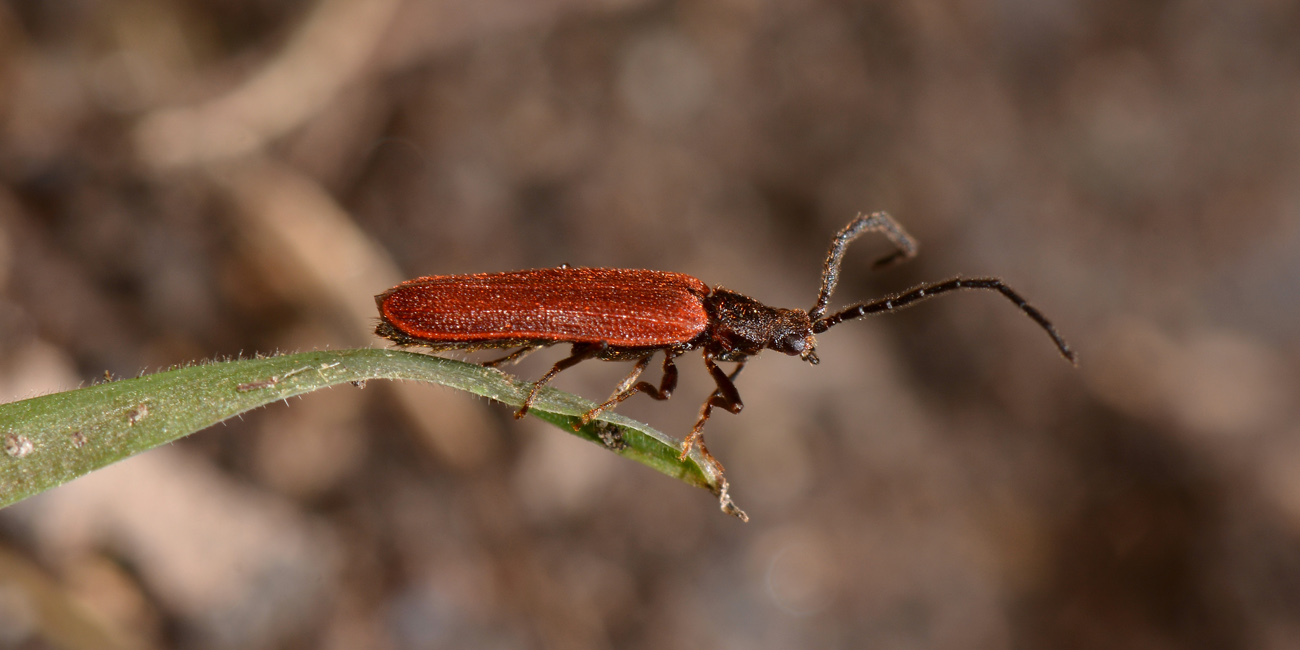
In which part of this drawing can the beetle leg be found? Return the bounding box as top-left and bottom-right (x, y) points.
(643, 352), (681, 400)
(515, 343), (605, 419)
(576, 356), (649, 428)
(482, 345), (543, 368)
(680, 355), (746, 470)
(578, 352), (680, 428)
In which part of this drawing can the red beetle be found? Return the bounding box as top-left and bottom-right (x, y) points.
(376, 212), (1075, 469)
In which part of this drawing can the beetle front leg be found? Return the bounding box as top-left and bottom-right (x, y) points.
(578, 352), (680, 428)
(515, 343), (605, 419)
(680, 355), (746, 470)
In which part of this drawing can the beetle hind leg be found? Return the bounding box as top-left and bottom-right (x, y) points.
(515, 343), (605, 419)
(578, 352), (680, 429)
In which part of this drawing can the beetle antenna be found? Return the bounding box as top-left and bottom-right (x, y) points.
(809, 212), (918, 321)
(811, 277), (1077, 364)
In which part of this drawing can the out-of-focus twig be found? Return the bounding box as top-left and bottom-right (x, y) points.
(214, 157), (501, 469)
(133, 0), (402, 169)
(0, 546), (145, 650)
(130, 0), (501, 468)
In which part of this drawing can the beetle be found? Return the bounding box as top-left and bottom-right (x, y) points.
(375, 212), (1075, 470)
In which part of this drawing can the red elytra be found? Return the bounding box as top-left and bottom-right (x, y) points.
(375, 212), (1075, 475)
(376, 268), (712, 348)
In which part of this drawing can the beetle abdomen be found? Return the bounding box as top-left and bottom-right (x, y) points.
(377, 268), (712, 348)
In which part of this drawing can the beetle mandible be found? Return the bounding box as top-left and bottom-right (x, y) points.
(375, 212), (1076, 470)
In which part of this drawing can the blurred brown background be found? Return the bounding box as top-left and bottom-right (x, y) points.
(1, 0), (1298, 648)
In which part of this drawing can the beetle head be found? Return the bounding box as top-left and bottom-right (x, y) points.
(769, 310), (819, 364)
(705, 288), (818, 363)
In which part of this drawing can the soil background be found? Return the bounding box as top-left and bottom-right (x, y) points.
(2, 1), (1298, 648)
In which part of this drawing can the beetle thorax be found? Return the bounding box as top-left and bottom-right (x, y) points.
(703, 288), (817, 361)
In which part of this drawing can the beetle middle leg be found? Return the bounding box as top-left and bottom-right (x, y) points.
(515, 342), (606, 419)
(681, 354), (746, 470)
(578, 352), (680, 428)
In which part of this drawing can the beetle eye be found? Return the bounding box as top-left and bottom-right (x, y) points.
(772, 335), (805, 356)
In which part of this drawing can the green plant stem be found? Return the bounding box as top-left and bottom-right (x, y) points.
(0, 349), (746, 520)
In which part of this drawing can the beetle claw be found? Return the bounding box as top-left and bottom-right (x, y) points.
(680, 432), (725, 476)
(678, 430), (701, 461)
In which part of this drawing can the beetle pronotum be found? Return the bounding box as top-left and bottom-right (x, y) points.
(375, 212), (1075, 470)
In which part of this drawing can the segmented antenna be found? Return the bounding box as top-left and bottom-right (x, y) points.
(809, 212), (917, 321)
(812, 276), (1077, 364)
